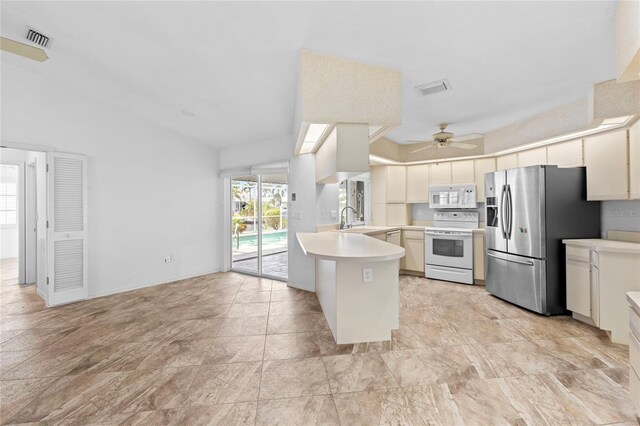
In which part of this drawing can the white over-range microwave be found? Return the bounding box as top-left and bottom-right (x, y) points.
(429, 184), (477, 209)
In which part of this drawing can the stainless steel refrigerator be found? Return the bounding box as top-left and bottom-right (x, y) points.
(485, 165), (600, 315)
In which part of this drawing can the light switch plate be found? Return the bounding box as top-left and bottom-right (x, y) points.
(290, 210), (302, 220)
(362, 267), (373, 283)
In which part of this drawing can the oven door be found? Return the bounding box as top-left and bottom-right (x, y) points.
(425, 231), (473, 269)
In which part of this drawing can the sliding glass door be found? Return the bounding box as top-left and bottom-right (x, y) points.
(231, 174), (288, 280)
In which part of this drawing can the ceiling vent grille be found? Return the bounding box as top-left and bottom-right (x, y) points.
(25, 27), (51, 48)
(415, 80), (451, 97)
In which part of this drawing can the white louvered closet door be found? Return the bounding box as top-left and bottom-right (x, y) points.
(47, 153), (88, 306)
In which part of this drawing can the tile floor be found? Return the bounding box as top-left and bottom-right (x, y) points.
(0, 261), (636, 425)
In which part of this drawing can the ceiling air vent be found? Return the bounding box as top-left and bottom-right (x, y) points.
(25, 27), (51, 48)
(415, 79), (451, 97)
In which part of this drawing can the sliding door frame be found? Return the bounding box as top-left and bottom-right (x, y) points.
(229, 173), (287, 282)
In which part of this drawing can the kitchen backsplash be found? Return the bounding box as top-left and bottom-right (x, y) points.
(601, 200), (640, 238)
(412, 202), (486, 222)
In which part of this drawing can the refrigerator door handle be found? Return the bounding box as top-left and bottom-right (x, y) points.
(487, 251), (534, 266)
(506, 184), (513, 239)
(500, 184), (507, 240)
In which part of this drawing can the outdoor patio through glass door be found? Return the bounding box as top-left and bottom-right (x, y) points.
(231, 174), (288, 280)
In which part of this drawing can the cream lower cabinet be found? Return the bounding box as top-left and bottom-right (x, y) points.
(628, 301), (640, 416)
(401, 230), (424, 273)
(565, 241), (640, 344)
(473, 233), (485, 282)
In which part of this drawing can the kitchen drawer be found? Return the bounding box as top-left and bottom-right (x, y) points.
(403, 230), (424, 240)
(631, 331), (640, 379)
(631, 365), (640, 416)
(566, 245), (590, 263)
(630, 306), (640, 341)
(590, 250), (599, 268)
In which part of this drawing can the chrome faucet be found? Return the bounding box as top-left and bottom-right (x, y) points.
(340, 206), (358, 229)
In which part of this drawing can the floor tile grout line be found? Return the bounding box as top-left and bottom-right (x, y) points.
(319, 348), (342, 424)
(255, 279), (273, 424)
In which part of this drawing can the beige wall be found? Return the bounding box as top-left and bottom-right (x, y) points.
(300, 50), (401, 126)
(483, 98), (589, 154)
(617, 0), (640, 82)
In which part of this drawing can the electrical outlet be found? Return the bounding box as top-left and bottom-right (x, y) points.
(362, 267), (373, 283)
(164, 255), (174, 263)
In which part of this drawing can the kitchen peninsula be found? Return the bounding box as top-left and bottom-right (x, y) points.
(297, 231), (405, 344)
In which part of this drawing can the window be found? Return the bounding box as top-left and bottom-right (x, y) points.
(0, 165), (19, 225)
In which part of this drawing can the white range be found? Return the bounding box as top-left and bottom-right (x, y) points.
(425, 211), (479, 285)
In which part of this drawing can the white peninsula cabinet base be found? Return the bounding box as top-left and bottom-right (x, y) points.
(564, 239), (640, 344)
(297, 232), (405, 344)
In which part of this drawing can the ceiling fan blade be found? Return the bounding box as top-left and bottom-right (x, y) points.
(450, 133), (483, 142)
(449, 142), (479, 150)
(410, 143), (436, 154)
(0, 37), (48, 62)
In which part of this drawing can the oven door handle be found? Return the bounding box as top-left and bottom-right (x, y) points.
(425, 231), (471, 236)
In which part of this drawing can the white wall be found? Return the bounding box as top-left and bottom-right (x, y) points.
(1, 64), (221, 298)
(0, 148), (27, 260)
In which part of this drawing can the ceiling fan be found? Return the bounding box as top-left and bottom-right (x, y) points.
(409, 124), (482, 153)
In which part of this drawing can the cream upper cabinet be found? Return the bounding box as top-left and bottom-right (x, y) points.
(406, 164), (429, 203)
(584, 129), (629, 200)
(451, 160), (474, 184)
(630, 120), (640, 199)
(517, 147), (547, 167)
(386, 166), (406, 203)
(547, 139), (583, 167)
(496, 153), (518, 171)
(474, 158), (496, 202)
(430, 162), (452, 185)
(370, 166), (386, 204)
(371, 165), (406, 204)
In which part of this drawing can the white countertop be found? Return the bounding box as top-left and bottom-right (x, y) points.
(628, 292), (640, 311)
(326, 225), (485, 236)
(297, 231), (405, 262)
(563, 239), (640, 255)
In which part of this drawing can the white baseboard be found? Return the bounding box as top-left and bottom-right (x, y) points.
(87, 267), (222, 300)
(36, 286), (48, 304)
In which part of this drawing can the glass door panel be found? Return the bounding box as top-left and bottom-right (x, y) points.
(260, 174), (288, 280)
(231, 176), (259, 274)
